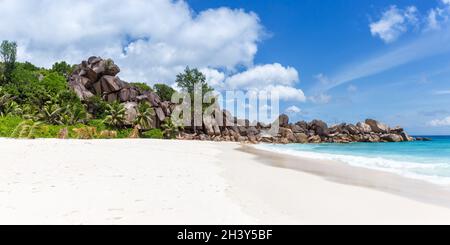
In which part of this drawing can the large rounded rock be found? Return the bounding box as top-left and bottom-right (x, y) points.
(381, 134), (403, 142)
(365, 119), (389, 134)
(309, 120), (329, 136)
(401, 132), (414, 142)
(356, 122), (372, 134)
(295, 133), (308, 143)
(308, 135), (322, 143)
(277, 114), (289, 127)
(346, 124), (360, 135)
(123, 102), (138, 126)
(68, 75), (94, 101)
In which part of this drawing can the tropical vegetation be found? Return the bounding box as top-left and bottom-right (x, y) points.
(0, 40), (212, 140)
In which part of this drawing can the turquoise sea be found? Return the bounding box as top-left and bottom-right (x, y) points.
(257, 136), (450, 185)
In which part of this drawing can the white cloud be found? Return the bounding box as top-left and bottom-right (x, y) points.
(200, 68), (226, 89)
(444, 0), (450, 5)
(286, 105), (301, 114)
(426, 4), (450, 31)
(223, 63), (304, 101)
(225, 63), (299, 89)
(0, 0), (307, 102)
(429, 116), (450, 126)
(0, 0), (262, 84)
(370, 5), (418, 43)
(264, 85), (306, 102)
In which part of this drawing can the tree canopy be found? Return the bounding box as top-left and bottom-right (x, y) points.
(154, 83), (176, 101)
(175, 67), (213, 97)
(0, 40), (17, 83)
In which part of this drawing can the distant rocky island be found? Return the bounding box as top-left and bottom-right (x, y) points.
(68, 56), (419, 144)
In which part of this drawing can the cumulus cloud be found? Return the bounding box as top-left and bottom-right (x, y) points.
(225, 63), (299, 89)
(224, 63), (304, 101)
(370, 5), (418, 43)
(0, 0), (306, 102)
(0, 0), (261, 83)
(200, 68), (226, 89)
(429, 116), (450, 126)
(426, 3), (450, 31)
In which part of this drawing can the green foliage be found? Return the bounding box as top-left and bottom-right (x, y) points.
(10, 120), (43, 139)
(39, 71), (68, 96)
(51, 61), (73, 77)
(3, 64), (72, 106)
(0, 40), (17, 83)
(162, 118), (183, 139)
(22, 62), (39, 72)
(0, 88), (14, 116)
(175, 67), (213, 96)
(134, 102), (155, 129)
(142, 128), (164, 139)
(85, 95), (109, 119)
(154, 83), (176, 101)
(2, 101), (22, 116)
(0, 116), (23, 137)
(61, 103), (87, 125)
(116, 128), (133, 138)
(175, 67), (214, 128)
(36, 102), (64, 125)
(130, 82), (153, 92)
(104, 101), (126, 129)
(87, 119), (107, 131)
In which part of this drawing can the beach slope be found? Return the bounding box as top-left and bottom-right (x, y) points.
(1, 139), (450, 224)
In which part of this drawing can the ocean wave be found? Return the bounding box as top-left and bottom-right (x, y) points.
(255, 144), (450, 186)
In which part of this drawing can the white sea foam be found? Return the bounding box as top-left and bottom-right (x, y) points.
(255, 144), (450, 186)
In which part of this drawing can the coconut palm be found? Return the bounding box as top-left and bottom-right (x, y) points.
(37, 102), (64, 125)
(133, 102), (155, 130)
(162, 118), (184, 139)
(103, 102), (126, 128)
(62, 104), (87, 125)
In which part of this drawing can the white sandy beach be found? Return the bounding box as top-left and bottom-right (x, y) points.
(2, 139), (450, 225)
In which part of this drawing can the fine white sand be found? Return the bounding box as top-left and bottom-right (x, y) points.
(2, 138), (450, 225)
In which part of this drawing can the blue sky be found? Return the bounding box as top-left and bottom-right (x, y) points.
(188, 0), (450, 135)
(1, 0), (450, 134)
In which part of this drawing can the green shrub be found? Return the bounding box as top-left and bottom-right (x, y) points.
(116, 128), (133, 138)
(10, 120), (43, 139)
(142, 128), (164, 139)
(130, 82), (153, 92)
(0, 116), (23, 137)
(153, 83), (175, 101)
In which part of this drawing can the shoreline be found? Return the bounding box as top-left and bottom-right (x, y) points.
(240, 144), (450, 209)
(2, 139), (450, 224)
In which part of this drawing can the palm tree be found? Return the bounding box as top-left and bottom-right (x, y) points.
(37, 102), (64, 125)
(104, 102), (126, 128)
(133, 102), (155, 130)
(62, 104), (87, 125)
(162, 118), (184, 139)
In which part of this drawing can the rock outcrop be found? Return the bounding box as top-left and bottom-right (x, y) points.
(68, 57), (417, 144)
(69, 56), (173, 126)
